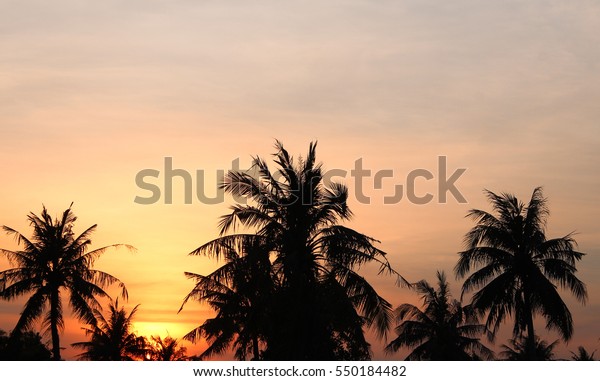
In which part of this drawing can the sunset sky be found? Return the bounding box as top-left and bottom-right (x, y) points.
(1, 0), (599, 360)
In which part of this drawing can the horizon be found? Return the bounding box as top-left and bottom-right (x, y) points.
(1, 0), (599, 361)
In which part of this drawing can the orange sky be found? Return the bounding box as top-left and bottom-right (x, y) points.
(1, 1), (599, 360)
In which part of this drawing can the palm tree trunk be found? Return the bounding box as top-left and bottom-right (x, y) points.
(50, 289), (61, 360)
(523, 293), (536, 361)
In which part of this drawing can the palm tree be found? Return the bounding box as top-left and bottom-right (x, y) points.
(455, 187), (588, 360)
(72, 299), (146, 360)
(147, 336), (188, 361)
(570, 346), (596, 361)
(386, 271), (493, 360)
(181, 141), (402, 360)
(180, 235), (273, 360)
(0, 204), (131, 360)
(500, 336), (558, 360)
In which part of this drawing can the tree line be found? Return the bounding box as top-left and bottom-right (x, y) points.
(0, 141), (594, 361)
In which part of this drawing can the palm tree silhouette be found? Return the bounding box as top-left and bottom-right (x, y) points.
(386, 271), (493, 360)
(147, 336), (188, 361)
(569, 346), (596, 361)
(181, 235), (273, 360)
(0, 205), (131, 360)
(182, 141), (402, 360)
(455, 187), (587, 360)
(500, 336), (558, 360)
(72, 299), (146, 360)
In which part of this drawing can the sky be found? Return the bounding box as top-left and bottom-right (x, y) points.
(1, 0), (599, 360)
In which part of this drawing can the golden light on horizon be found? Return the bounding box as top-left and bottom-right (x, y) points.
(132, 322), (190, 342)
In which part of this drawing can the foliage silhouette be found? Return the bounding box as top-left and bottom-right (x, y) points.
(569, 346), (596, 361)
(386, 271), (494, 360)
(147, 335), (188, 361)
(0, 205), (132, 360)
(181, 141), (403, 360)
(455, 187), (587, 360)
(72, 299), (146, 360)
(180, 236), (273, 360)
(500, 336), (558, 360)
(0, 329), (52, 360)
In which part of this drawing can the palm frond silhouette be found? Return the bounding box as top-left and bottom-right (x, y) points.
(386, 271), (494, 360)
(0, 204), (132, 360)
(181, 141), (404, 360)
(455, 187), (587, 360)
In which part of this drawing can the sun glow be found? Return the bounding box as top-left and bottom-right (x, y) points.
(132, 321), (189, 340)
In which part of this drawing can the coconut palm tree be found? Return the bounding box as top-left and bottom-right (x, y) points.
(455, 187), (588, 360)
(385, 271), (493, 360)
(570, 346), (596, 361)
(500, 336), (558, 360)
(147, 336), (188, 361)
(180, 235), (273, 360)
(0, 205), (131, 360)
(182, 141), (402, 360)
(72, 299), (146, 360)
